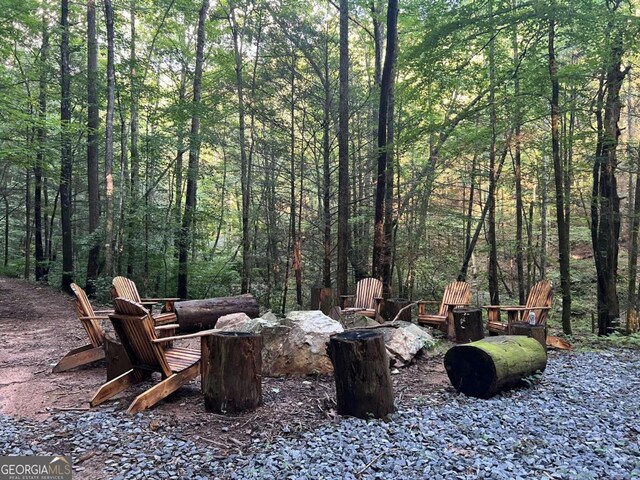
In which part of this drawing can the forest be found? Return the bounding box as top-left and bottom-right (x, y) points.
(1, 0), (639, 336)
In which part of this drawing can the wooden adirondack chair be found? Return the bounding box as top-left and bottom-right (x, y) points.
(90, 298), (217, 413)
(339, 277), (384, 319)
(52, 283), (111, 373)
(417, 281), (472, 338)
(484, 279), (554, 334)
(112, 276), (179, 325)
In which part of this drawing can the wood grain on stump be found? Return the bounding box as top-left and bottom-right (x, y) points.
(201, 332), (263, 414)
(327, 330), (394, 420)
(453, 307), (484, 344)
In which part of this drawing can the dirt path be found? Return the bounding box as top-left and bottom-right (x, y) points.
(0, 276), (451, 473)
(0, 277), (109, 418)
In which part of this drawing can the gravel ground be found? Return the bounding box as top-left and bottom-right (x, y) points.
(2, 349), (640, 479)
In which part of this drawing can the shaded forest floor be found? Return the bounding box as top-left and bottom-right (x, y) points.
(0, 276), (452, 477)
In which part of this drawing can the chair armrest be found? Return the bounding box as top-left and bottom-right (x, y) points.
(482, 305), (522, 310)
(155, 324), (180, 331)
(417, 300), (439, 315)
(141, 297), (181, 303)
(94, 309), (115, 314)
(79, 315), (110, 321)
(151, 329), (218, 343)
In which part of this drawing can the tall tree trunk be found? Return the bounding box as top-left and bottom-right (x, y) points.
(627, 147), (640, 334)
(177, 0), (208, 299)
(59, 0), (74, 293)
(540, 156), (548, 278)
(104, 0), (115, 278)
(85, 0), (100, 295)
(230, 6), (251, 294)
(626, 73), (639, 334)
(372, 0), (398, 298)
(548, 9), (572, 334)
(34, 17), (48, 282)
(487, 0), (499, 305)
(127, 0), (139, 277)
(322, 29), (331, 288)
(174, 64), (187, 259)
(337, 0), (350, 297)
(24, 169), (31, 279)
(512, 0), (525, 305)
(592, 20), (628, 335)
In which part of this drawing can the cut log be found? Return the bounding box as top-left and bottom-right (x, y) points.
(511, 322), (546, 352)
(453, 307), (484, 344)
(201, 332), (263, 414)
(444, 335), (547, 398)
(174, 294), (259, 332)
(310, 287), (334, 315)
(327, 330), (394, 420)
(386, 298), (412, 322)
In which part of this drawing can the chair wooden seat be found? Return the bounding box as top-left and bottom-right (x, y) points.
(52, 283), (109, 373)
(164, 347), (201, 371)
(340, 278), (383, 320)
(483, 280), (554, 334)
(90, 298), (216, 413)
(417, 281), (472, 339)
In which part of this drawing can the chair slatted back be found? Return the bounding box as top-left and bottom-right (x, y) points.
(110, 297), (172, 377)
(70, 283), (105, 348)
(112, 276), (142, 304)
(438, 281), (472, 317)
(523, 280), (553, 325)
(354, 278), (383, 310)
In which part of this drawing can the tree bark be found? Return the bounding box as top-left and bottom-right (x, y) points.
(85, 0), (100, 295)
(34, 16), (48, 282)
(126, 0), (139, 277)
(487, 0), (499, 306)
(512, 0), (525, 305)
(230, 5), (251, 295)
(453, 307), (484, 344)
(626, 77), (639, 333)
(591, 17), (627, 335)
(201, 332), (263, 414)
(372, 0), (398, 298)
(328, 330), (394, 420)
(59, 0), (74, 293)
(177, 0), (208, 299)
(336, 0), (350, 297)
(174, 294), (260, 332)
(104, 0), (115, 278)
(548, 9), (572, 335)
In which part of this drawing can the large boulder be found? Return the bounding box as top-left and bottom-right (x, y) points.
(215, 310), (343, 376)
(380, 322), (434, 367)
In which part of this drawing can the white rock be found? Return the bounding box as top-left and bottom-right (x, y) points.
(382, 322), (434, 367)
(214, 312), (252, 330)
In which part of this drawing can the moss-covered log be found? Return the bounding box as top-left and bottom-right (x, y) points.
(444, 335), (547, 398)
(511, 322), (546, 351)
